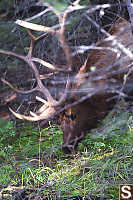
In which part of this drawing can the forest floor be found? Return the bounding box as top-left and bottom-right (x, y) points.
(0, 86), (133, 200)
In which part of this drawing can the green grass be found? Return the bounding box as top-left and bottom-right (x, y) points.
(0, 104), (133, 199)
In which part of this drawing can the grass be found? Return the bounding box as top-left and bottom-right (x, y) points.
(0, 103), (133, 199)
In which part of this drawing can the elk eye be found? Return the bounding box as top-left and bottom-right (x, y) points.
(70, 114), (76, 120)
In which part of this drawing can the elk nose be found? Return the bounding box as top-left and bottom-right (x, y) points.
(62, 147), (71, 154)
(62, 143), (75, 153)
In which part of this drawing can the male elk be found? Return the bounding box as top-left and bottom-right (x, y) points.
(0, 14), (133, 153)
(60, 17), (133, 152)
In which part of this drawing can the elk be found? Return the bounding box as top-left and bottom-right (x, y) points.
(60, 17), (133, 152)
(0, 3), (133, 153)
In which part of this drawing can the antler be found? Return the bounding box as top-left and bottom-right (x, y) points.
(0, 2), (85, 121)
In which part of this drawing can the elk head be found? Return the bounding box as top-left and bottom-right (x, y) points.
(60, 95), (110, 152)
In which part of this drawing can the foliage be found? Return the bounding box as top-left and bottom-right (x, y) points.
(45, 0), (68, 14)
(0, 0), (14, 11)
(0, 106), (133, 199)
(0, 120), (16, 148)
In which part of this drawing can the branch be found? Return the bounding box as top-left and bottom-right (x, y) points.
(84, 15), (133, 59)
(126, 0), (133, 29)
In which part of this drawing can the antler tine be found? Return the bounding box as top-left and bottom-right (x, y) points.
(1, 78), (38, 94)
(32, 57), (70, 72)
(9, 105), (56, 121)
(56, 9), (72, 71)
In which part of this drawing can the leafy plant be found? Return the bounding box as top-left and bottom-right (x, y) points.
(0, 120), (16, 148)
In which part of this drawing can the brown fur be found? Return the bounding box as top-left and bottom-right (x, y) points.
(60, 18), (133, 152)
